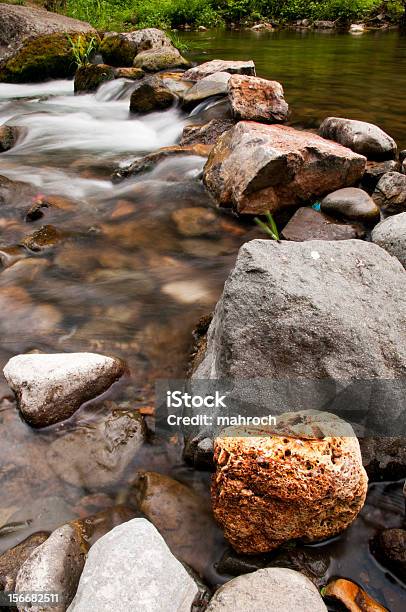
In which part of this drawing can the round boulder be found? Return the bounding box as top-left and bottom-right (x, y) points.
(74, 64), (115, 94)
(320, 187), (380, 222)
(129, 76), (177, 113)
(133, 48), (189, 72)
(212, 411), (368, 554)
(371, 212), (406, 268)
(100, 29), (173, 66)
(319, 117), (397, 161)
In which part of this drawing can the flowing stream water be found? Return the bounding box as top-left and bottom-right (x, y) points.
(0, 29), (405, 610)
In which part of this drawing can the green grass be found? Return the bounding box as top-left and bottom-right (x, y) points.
(254, 212), (280, 241)
(67, 33), (100, 67)
(62, 0), (405, 30)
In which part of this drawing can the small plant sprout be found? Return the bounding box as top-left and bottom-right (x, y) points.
(67, 34), (100, 68)
(254, 211), (280, 241)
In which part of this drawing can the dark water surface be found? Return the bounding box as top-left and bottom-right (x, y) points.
(0, 29), (404, 610)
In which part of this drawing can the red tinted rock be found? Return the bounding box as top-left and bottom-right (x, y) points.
(228, 75), (288, 123)
(282, 207), (365, 241)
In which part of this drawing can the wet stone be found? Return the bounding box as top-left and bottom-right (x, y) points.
(373, 171), (406, 216)
(372, 528), (406, 583)
(129, 76), (177, 113)
(0, 532), (49, 592)
(361, 160), (401, 193)
(281, 207), (365, 241)
(320, 187), (380, 222)
(0, 125), (19, 152)
(171, 207), (219, 237)
(20, 225), (65, 252)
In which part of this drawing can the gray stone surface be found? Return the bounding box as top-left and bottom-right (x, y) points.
(182, 71), (230, 104)
(100, 28), (173, 66)
(183, 60), (256, 81)
(68, 518), (198, 612)
(372, 172), (406, 216)
(194, 239), (406, 379)
(3, 352), (125, 428)
(205, 568), (327, 612)
(320, 187), (380, 222)
(319, 117), (397, 160)
(372, 213), (406, 268)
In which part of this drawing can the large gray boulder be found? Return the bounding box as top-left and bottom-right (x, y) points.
(3, 352), (125, 428)
(100, 29), (173, 67)
(319, 117), (397, 161)
(371, 213), (406, 268)
(68, 518), (198, 612)
(205, 568), (327, 612)
(194, 240), (406, 379)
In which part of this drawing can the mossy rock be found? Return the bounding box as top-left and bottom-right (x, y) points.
(99, 35), (137, 67)
(0, 125), (19, 152)
(133, 49), (189, 72)
(0, 32), (95, 83)
(74, 64), (115, 94)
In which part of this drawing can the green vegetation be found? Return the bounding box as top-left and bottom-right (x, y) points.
(254, 212), (280, 241)
(62, 0), (406, 30)
(67, 33), (100, 67)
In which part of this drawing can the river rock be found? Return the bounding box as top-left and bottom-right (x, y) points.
(372, 171), (406, 215)
(129, 75), (177, 113)
(227, 75), (289, 123)
(212, 411), (367, 553)
(360, 437), (406, 481)
(180, 119), (234, 145)
(319, 117), (397, 160)
(100, 29), (174, 66)
(314, 20), (335, 29)
(20, 224), (65, 252)
(371, 213), (406, 268)
(171, 207), (219, 237)
(194, 239), (406, 379)
(361, 160), (401, 193)
(320, 187), (380, 222)
(68, 518), (199, 612)
(0, 532), (49, 592)
(131, 471), (218, 577)
(183, 60), (256, 81)
(3, 352), (125, 428)
(372, 528), (406, 582)
(112, 143), (212, 181)
(281, 207), (365, 241)
(47, 407), (145, 487)
(15, 523), (88, 612)
(133, 48), (189, 72)
(203, 122), (366, 214)
(323, 578), (387, 611)
(74, 64), (115, 94)
(112, 66), (144, 80)
(205, 568), (327, 612)
(182, 72), (230, 106)
(0, 124), (19, 152)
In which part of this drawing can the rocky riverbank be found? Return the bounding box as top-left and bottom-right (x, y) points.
(0, 4), (405, 611)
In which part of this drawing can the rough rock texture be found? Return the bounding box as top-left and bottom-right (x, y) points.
(68, 519), (198, 612)
(112, 144), (212, 182)
(3, 352), (125, 428)
(212, 411), (368, 553)
(74, 64), (115, 94)
(180, 119), (234, 146)
(281, 207), (365, 241)
(0, 532), (49, 592)
(194, 240), (406, 379)
(133, 48), (189, 72)
(47, 408), (145, 487)
(0, 4), (94, 49)
(20, 224), (66, 252)
(360, 437), (406, 481)
(182, 72), (230, 105)
(0, 124), (19, 152)
(183, 60), (256, 81)
(131, 471), (218, 576)
(112, 66), (144, 80)
(129, 76), (177, 113)
(361, 160), (401, 193)
(372, 528), (406, 583)
(100, 29), (173, 66)
(203, 122), (366, 214)
(227, 75), (289, 123)
(15, 523), (88, 612)
(320, 187), (380, 222)
(205, 568), (327, 612)
(372, 172), (406, 215)
(371, 213), (406, 268)
(319, 117), (397, 161)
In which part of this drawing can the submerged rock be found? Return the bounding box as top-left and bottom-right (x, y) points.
(212, 412), (367, 553)
(180, 119), (234, 146)
(68, 518), (198, 612)
(319, 117), (397, 161)
(194, 240), (406, 379)
(100, 29), (173, 67)
(3, 352), (125, 428)
(205, 568), (327, 612)
(0, 532), (49, 592)
(74, 64), (115, 94)
(203, 122), (366, 214)
(320, 187), (380, 222)
(372, 171), (406, 215)
(15, 523), (88, 612)
(171, 207), (219, 237)
(133, 48), (189, 72)
(0, 124), (19, 152)
(183, 60), (256, 81)
(281, 207), (365, 241)
(20, 224), (65, 252)
(129, 75), (177, 113)
(372, 213), (406, 268)
(227, 75), (289, 123)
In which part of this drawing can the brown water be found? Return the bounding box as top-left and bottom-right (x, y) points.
(0, 29), (405, 609)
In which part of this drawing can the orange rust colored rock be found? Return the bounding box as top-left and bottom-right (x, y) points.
(227, 74), (289, 123)
(211, 411), (368, 554)
(322, 578), (389, 612)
